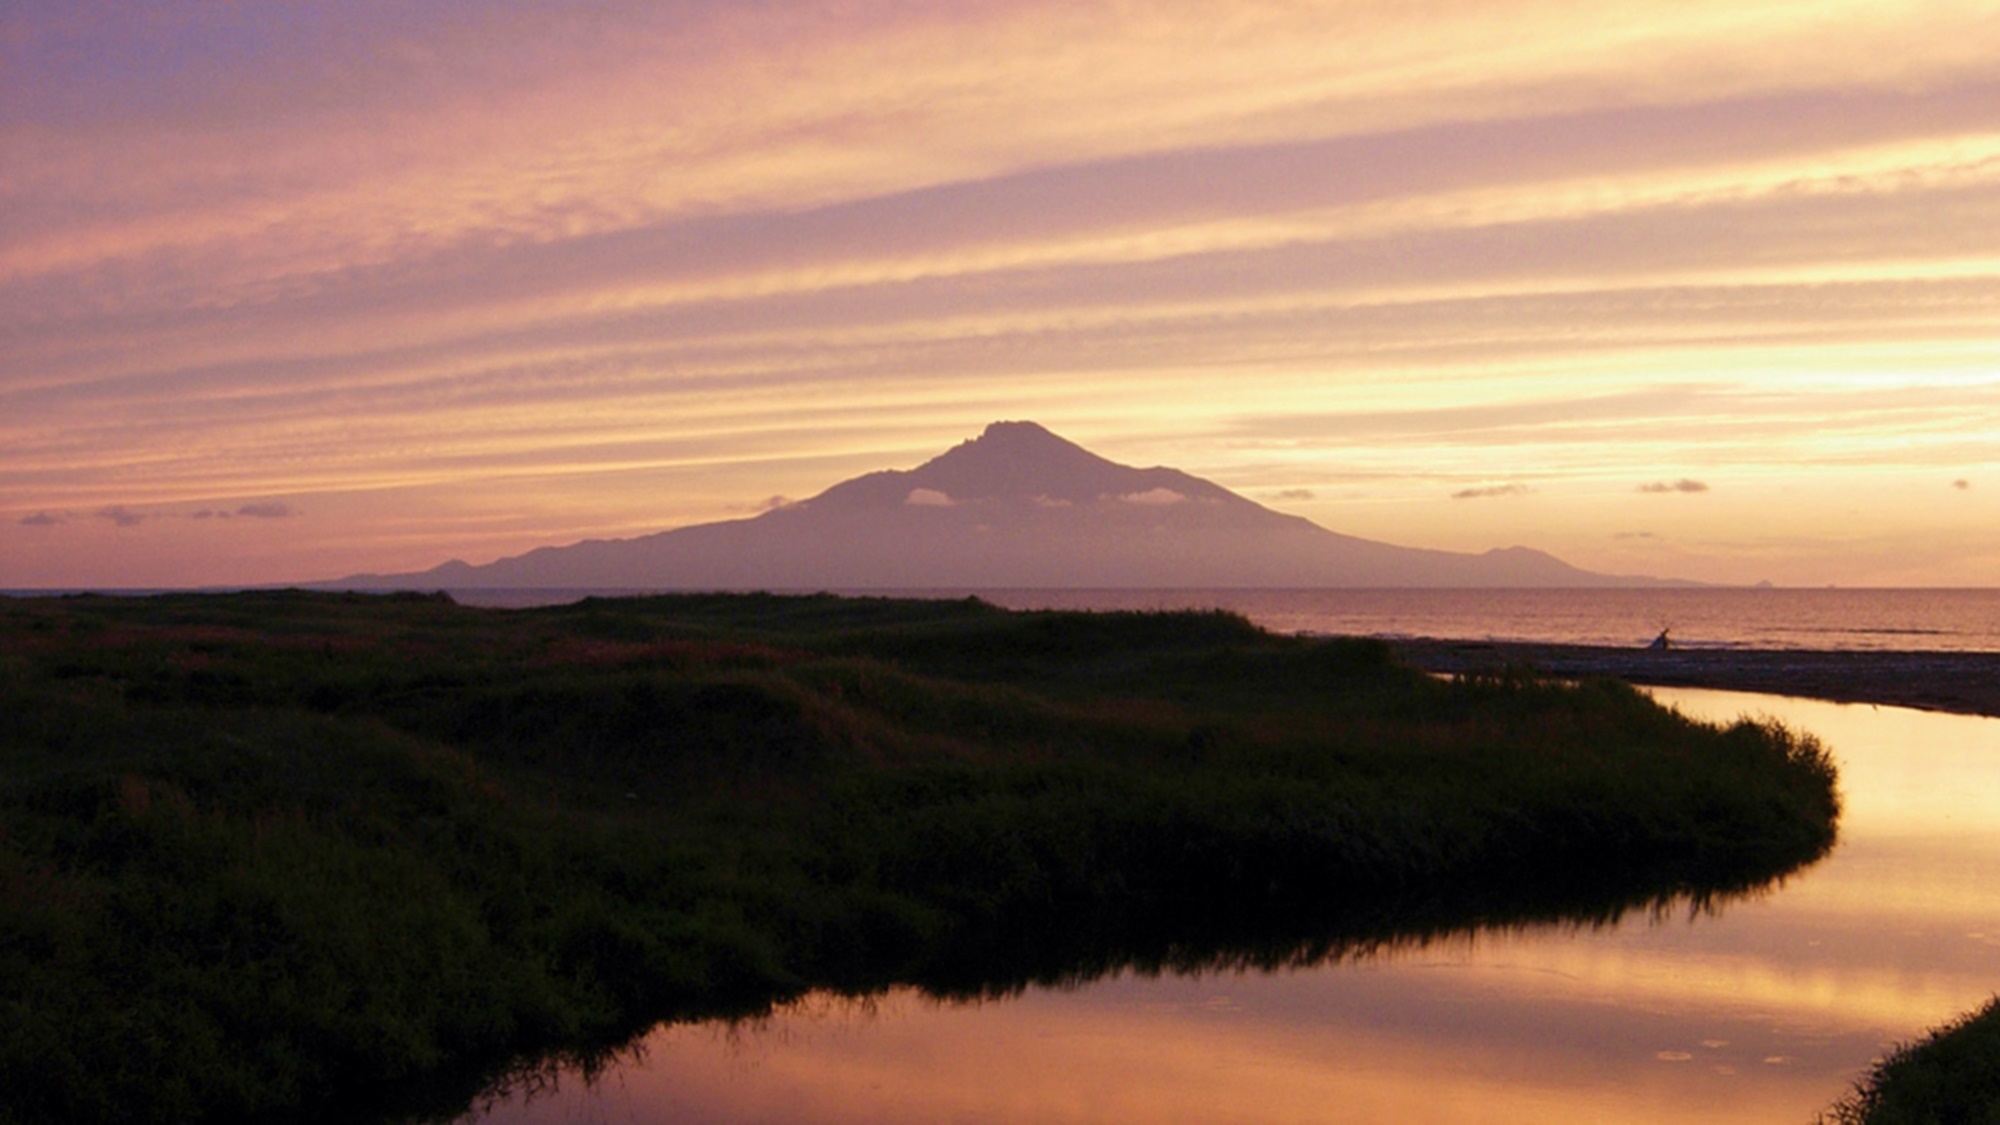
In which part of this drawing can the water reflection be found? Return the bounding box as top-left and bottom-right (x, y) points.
(465, 690), (2000, 1124)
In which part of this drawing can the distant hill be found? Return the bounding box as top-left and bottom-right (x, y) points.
(325, 421), (1686, 589)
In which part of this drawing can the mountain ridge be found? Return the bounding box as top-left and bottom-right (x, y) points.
(324, 421), (1690, 589)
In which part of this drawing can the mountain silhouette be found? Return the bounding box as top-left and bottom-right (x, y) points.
(328, 421), (1678, 589)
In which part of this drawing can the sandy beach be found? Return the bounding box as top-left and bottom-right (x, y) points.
(1392, 640), (2000, 721)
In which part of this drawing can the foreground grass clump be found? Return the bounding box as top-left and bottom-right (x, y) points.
(0, 590), (1840, 1123)
(1824, 997), (2000, 1124)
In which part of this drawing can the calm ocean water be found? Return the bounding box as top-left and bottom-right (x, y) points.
(964, 587), (2000, 652)
(440, 586), (2000, 653)
(13, 586), (1997, 652)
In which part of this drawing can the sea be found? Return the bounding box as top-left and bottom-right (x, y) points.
(447, 586), (2000, 652)
(13, 585), (2000, 653)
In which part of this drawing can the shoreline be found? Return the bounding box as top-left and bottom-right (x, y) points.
(1390, 640), (2000, 720)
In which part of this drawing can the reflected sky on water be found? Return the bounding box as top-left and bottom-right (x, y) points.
(467, 690), (2000, 1124)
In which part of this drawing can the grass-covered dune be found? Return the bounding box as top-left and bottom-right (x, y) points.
(1824, 996), (2000, 1124)
(0, 591), (1839, 1123)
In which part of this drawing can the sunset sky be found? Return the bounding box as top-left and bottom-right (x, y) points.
(6, 1), (1999, 588)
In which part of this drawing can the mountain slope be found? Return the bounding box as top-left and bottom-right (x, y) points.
(329, 421), (1678, 589)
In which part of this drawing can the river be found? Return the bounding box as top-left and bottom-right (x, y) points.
(459, 688), (2000, 1123)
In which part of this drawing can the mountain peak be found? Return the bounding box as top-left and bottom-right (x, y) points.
(954, 420), (1100, 464)
(973, 419), (1065, 445)
(904, 420), (1179, 503)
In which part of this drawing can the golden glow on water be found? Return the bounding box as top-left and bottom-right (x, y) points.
(469, 691), (2000, 1124)
(528, 984), (1834, 1124)
(1659, 689), (2000, 836)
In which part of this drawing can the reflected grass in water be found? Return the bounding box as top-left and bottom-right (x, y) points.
(1822, 996), (2000, 1124)
(467, 879), (1804, 1124)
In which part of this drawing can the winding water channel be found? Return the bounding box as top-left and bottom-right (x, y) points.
(464, 689), (2000, 1123)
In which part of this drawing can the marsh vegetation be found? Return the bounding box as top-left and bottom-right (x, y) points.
(0, 591), (1840, 1123)
(1825, 997), (2000, 1125)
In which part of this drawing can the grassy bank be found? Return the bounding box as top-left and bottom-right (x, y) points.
(1824, 998), (2000, 1124)
(0, 591), (1839, 1123)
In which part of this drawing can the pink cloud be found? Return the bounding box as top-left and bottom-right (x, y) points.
(905, 487), (955, 507)
(1117, 488), (1186, 506)
(1451, 484), (1530, 500)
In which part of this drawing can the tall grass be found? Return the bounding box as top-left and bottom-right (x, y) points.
(1822, 997), (2000, 1124)
(0, 591), (1839, 1123)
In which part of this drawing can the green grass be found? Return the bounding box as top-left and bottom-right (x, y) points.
(1823, 998), (2000, 1124)
(0, 590), (1841, 1123)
